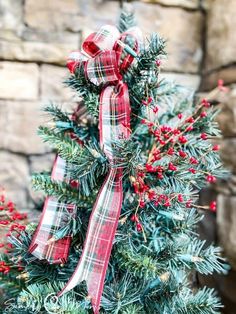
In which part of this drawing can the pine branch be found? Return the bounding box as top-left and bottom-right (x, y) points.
(136, 34), (166, 72)
(115, 246), (163, 280)
(177, 287), (222, 314)
(118, 7), (137, 33)
(31, 173), (96, 206)
(43, 104), (91, 141)
(38, 126), (83, 158)
(65, 74), (100, 118)
(37, 127), (108, 195)
(3, 282), (90, 314)
(102, 274), (142, 313)
(44, 103), (72, 123)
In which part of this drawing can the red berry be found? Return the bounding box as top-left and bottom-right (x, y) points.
(157, 172), (164, 180)
(201, 98), (211, 108)
(186, 117), (195, 123)
(131, 214), (138, 222)
(148, 190), (156, 201)
(168, 162), (177, 171)
(159, 139), (166, 145)
(141, 119), (146, 124)
(70, 180), (79, 188)
(164, 200), (171, 207)
(148, 97), (153, 104)
(178, 136), (187, 144)
(189, 168), (197, 174)
(140, 200), (146, 208)
(145, 164), (156, 173)
(209, 201), (217, 212)
(200, 111), (207, 118)
(167, 147), (175, 155)
(153, 106), (159, 114)
(0, 220), (9, 225)
(136, 223), (142, 232)
(178, 194), (184, 202)
(186, 125), (193, 132)
(189, 157), (199, 165)
(138, 172), (145, 178)
(178, 113), (183, 119)
(201, 133), (207, 140)
(173, 129), (181, 135)
(179, 150), (187, 158)
(218, 79), (229, 92)
(186, 200), (192, 208)
(212, 144), (220, 151)
(206, 175), (216, 183)
(156, 59), (161, 66)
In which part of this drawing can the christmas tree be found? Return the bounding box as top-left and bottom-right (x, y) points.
(1, 8), (229, 314)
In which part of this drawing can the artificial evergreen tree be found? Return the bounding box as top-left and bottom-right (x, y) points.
(1, 8), (229, 314)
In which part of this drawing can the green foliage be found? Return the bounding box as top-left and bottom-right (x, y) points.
(0, 254), (26, 310)
(118, 7), (137, 33)
(37, 126), (108, 196)
(3, 282), (90, 314)
(32, 172), (95, 206)
(65, 74), (100, 118)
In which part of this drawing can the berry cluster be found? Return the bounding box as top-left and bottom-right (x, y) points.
(0, 190), (27, 254)
(129, 81), (228, 230)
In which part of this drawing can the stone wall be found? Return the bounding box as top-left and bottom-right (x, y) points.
(0, 0), (236, 312)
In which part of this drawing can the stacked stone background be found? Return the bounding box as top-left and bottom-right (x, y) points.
(0, 0), (236, 313)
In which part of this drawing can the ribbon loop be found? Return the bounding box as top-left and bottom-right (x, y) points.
(82, 25), (120, 57)
(85, 51), (122, 86)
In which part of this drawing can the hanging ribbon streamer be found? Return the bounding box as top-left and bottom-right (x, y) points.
(58, 25), (141, 314)
(28, 105), (85, 264)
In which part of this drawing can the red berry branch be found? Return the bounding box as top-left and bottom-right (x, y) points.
(0, 189), (27, 276)
(128, 82), (228, 234)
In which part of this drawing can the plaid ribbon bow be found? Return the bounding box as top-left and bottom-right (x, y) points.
(58, 25), (141, 314)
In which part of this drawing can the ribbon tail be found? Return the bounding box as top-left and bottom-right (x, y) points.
(28, 196), (72, 264)
(58, 168), (123, 314)
(28, 156), (76, 264)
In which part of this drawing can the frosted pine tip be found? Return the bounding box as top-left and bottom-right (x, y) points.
(119, 216), (128, 225)
(129, 176), (136, 183)
(173, 213), (184, 221)
(116, 40), (138, 57)
(47, 121), (56, 128)
(192, 256), (204, 262)
(89, 148), (101, 159)
(160, 272), (170, 282)
(16, 272), (29, 280)
(81, 118), (88, 124)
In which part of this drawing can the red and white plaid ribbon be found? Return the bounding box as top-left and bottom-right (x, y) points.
(28, 155), (77, 264)
(58, 25), (141, 314)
